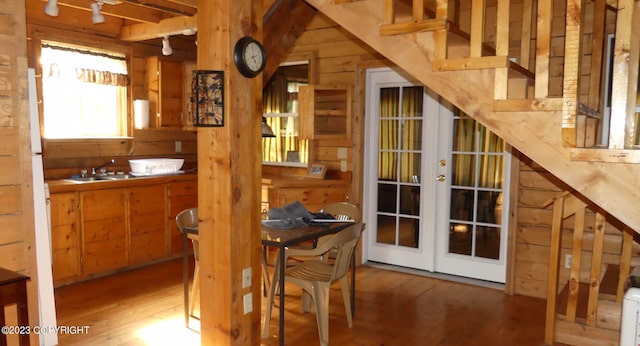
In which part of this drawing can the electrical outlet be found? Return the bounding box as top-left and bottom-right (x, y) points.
(340, 160), (347, 172)
(175, 141), (182, 153)
(242, 267), (251, 288)
(564, 254), (572, 269)
(243, 293), (253, 314)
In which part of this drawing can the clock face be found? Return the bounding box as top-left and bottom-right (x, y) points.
(234, 37), (266, 78)
(244, 42), (264, 72)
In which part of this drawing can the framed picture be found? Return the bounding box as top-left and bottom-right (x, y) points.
(191, 70), (224, 127)
(307, 163), (327, 179)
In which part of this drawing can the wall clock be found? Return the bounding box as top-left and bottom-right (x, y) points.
(233, 36), (266, 78)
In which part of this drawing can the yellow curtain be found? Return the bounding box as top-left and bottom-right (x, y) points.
(378, 88), (398, 180)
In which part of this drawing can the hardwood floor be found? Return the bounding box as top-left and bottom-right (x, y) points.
(55, 258), (554, 345)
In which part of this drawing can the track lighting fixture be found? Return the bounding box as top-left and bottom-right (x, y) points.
(162, 36), (173, 56)
(91, 1), (105, 24)
(44, 0), (59, 17)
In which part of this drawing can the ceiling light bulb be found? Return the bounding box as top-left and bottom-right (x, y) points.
(44, 0), (59, 16)
(91, 2), (105, 24)
(162, 36), (173, 56)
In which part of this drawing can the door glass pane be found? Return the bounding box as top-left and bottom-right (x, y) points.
(379, 120), (399, 150)
(401, 119), (422, 150)
(399, 185), (419, 216)
(452, 117), (476, 151)
(400, 152), (421, 183)
(478, 154), (503, 188)
(402, 86), (423, 117)
(378, 152), (397, 180)
(451, 154), (475, 186)
(399, 217), (419, 248)
(450, 188), (473, 221)
(377, 183), (397, 213)
(449, 222), (472, 255)
(476, 226), (500, 259)
(376, 214), (395, 245)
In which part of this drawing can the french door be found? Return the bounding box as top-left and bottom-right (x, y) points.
(363, 67), (510, 283)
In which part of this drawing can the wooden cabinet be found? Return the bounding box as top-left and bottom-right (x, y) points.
(299, 85), (352, 140)
(80, 188), (128, 276)
(129, 185), (167, 265)
(49, 177), (197, 285)
(263, 176), (350, 212)
(167, 180), (198, 255)
(50, 192), (80, 284)
(147, 56), (183, 128)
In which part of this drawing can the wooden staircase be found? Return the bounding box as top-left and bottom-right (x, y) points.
(304, 0), (640, 234)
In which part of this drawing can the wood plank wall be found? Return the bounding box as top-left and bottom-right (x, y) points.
(0, 1), (40, 344)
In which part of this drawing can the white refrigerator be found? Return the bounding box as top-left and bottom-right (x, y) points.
(28, 68), (58, 345)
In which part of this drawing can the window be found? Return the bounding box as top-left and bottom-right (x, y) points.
(262, 62), (309, 167)
(40, 41), (129, 139)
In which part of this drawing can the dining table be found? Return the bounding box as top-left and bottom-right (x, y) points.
(182, 219), (355, 345)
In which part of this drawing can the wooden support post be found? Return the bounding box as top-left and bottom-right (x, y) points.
(587, 212), (605, 326)
(618, 229), (634, 302)
(608, 0), (638, 149)
(469, 0), (485, 58)
(519, 0), (533, 70)
(534, 0), (552, 99)
(197, 0), (262, 344)
(561, 0), (584, 147)
(493, 0), (509, 100)
(382, 0), (395, 25)
(433, 0), (448, 60)
(566, 206), (585, 323)
(413, 0), (424, 22)
(587, 0), (606, 111)
(545, 195), (565, 345)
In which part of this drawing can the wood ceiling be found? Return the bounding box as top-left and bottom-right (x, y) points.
(44, 0), (198, 41)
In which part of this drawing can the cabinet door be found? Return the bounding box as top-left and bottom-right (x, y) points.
(129, 185), (167, 265)
(168, 181), (198, 254)
(81, 189), (128, 276)
(147, 57), (184, 128)
(299, 85), (352, 140)
(272, 187), (349, 212)
(50, 192), (80, 284)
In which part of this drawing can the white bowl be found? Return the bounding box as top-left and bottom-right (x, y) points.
(129, 158), (184, 175)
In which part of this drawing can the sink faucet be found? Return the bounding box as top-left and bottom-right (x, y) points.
(92, 159), (115, 175)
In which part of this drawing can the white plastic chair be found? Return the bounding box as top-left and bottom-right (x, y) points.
(262, 223), (364, 346)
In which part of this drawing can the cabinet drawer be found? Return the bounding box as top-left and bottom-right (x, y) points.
(273, 187), (348, 212)
(168, 181), (197, 197)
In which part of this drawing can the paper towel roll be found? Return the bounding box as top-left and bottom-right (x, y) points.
(134, 100), (149, 129)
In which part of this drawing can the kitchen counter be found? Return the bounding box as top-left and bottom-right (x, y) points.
(47, 172), (198, 193)
(261, 174), (349, 188)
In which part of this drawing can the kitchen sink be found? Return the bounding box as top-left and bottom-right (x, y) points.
(62, 174), (134, 183)
(98, 174), (134, 180)
(62, 176), (102, 183)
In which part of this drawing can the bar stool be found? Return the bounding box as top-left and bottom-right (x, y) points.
(0, 267), (30, 346)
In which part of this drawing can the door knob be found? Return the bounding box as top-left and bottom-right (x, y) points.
(437, 175), (445, 182)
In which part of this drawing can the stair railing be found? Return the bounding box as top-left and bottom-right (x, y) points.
(543, 191), (633, 345)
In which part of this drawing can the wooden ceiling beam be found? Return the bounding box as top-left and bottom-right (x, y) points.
(46, 0), (164, 23)
(119, 14), (197, 41)
(117, 0), (197, 16)
(262, 0), (317, 85)
(165, 0), (197, 8)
